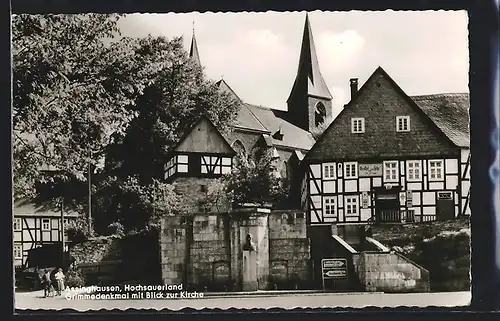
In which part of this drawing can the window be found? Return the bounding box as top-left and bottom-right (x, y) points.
(429, 160), (444, 181)
(14, 244), (22, 259)
(315, 102), (326, 126)
(177, 154), (189, 173)
(323, 163), (336, 180)
(323, 196), (337, 217)
(383, 161), (399, 182)
(42, 219), (50, 231)
(344, 162), (358, 178)
(201, 156), (232, 175)
(351, 118), (365, 133)
(407, 160), (422, 181)
(345, 196), (359, 216)
(396, 116), (410, 132)
(164, 156), (177, 179)
(13, 218), (21, 231)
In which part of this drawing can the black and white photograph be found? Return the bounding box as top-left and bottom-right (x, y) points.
(12, 10), (472, 311)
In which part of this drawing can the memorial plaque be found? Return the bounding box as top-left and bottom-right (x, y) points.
(270, 260), (288, 279)
(359, 164), (383, 177)
(213, 262), (230, 281)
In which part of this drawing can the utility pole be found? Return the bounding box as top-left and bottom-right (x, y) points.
(88, 149), (93, 236)
(60, 197), (65, 268)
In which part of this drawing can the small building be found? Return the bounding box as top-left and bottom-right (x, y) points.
(301, 66), (470, 229)
(13, 200), (78, 268)
(164, 115), (236, 212)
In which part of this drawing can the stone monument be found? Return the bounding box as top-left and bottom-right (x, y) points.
(242, 233), (258, 291)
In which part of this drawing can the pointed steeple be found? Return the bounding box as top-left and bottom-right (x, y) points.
(189, 22), (201, 66)
(287, 13), (332, 102)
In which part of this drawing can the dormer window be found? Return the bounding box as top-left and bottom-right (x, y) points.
(351, 118), (365, 133)
(396, 116), (410, 132)
(272, 129), (284, 141)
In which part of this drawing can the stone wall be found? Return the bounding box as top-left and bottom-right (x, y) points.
(353, 251), (430, 292)
(159, 208), (310, 291)
(268, 210), (310, 289)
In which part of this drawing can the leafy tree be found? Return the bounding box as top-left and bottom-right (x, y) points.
(106, 36), (241, 183)
(12, 14), (148, 201)
(221, 148), (289, 208)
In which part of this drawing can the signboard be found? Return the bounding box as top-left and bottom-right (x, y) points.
(213, 262), (230, 281)
(437, 192), (453, 200)
(359, 164), (383, 177)
(321, 258), (348, 286)
(270, 260), (288, 281)
(399, 192), (406, 205)
(406, 190), (413, 207)
(361, 192), (369, 209)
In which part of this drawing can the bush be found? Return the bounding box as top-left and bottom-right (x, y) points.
(65, 268), (86, 287)
(107, 222), (125, 237)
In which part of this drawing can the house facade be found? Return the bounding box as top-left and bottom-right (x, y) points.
(13, 201), (78, 268)
(301, 67), (470, 229)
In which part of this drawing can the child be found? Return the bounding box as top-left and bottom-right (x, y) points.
(54, 268), (65, 296)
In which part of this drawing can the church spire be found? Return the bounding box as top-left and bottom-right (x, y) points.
(189, 22), (201, 66)
(287, 13), (332, 102)
(286, 13), (333, 132)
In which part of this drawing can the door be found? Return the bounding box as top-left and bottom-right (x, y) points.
(308, 225), (334, 289)
(436, 192), (455, 221)
(375, 195), (400, 222)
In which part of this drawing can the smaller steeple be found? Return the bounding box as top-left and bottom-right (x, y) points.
(189, 22), (201, 66)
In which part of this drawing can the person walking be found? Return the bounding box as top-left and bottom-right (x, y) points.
(54, 268), (65, 296)
(41, 269), (53, 298)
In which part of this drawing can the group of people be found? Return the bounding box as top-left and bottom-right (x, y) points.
(39, 268), (66, 298)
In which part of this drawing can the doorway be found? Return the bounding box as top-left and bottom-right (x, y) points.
(308, 225), (334, 289)
(436, 192), (455, 221)
(373, 186), (401, 223)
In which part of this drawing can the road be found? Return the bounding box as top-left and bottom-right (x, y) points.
(15, 291), (471, 311)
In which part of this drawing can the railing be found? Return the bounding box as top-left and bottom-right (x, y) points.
(376, 210), (415, 224)
(414, 214), (436, 223)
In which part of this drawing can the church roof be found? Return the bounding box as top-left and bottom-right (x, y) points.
(189, 29), (201, 66)
(287, 13), (332, 102)
(411, 93), (470, 148)
(244, 103), (316, 151)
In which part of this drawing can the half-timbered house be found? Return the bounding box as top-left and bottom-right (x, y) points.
(164, 115), (236, 212)
(13, 200), (78, 268)
(301, 67), (470, 230)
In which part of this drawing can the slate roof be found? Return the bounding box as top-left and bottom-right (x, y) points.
(287, 13), (332, 102)
(411, 93), (470, 148)
(14, 199), (79, 217)
(244, 103), (316, 151)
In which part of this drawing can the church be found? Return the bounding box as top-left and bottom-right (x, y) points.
(178, 13), (471, 224)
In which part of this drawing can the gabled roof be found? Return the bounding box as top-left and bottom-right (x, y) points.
(172, 114), (236, 155)
(304, 66), (468, 162)
(215, 79), (268, 133)
(287, 13), (332, 102)
(245, 103), (316, 151)
(411, 93), (470, 148)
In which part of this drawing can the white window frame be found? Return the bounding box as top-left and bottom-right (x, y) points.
(323, 196), (337, 218)
(13, 218), (21, 231)
(42, 218), (50, 231)
(396, 116), (410, 132)
(344, 162), (358, 179)
(351, 118), (365, 134)
(406, 160), (422, 181)
(323, 163), (336, 180)
(177, 154), (189, 173)
(345, 196), (359, 216)
(14, 244), (22, 259)
(428, 160), (444, 181)
(383, 161), (399, 182)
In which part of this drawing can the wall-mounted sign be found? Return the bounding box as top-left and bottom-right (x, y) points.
(361, 192), (369, 209)
(437, 192), (453, 200)
(359, 164), (383, 177)
(406, 190), (413, 207)
(399, 192), (406, 205)
(321, 258), (348, 285)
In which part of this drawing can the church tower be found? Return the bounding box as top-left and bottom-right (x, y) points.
(189, 24), (201, 67)
(286, 13), (333, 132)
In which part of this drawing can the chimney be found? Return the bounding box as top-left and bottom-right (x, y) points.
(350, 78), (359, 100)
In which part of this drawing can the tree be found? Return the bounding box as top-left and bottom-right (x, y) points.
(12, 14), (148, 200)
(222, 148), (289, 208)
(105, 36), (241, 183)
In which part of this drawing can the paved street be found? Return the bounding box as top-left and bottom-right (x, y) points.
(15, 290), (471, 311)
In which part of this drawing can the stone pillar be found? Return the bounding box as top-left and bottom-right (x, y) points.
(242, 250), (258, 291)
(159, 216), (189, 285)
(230, 206), (271, 290)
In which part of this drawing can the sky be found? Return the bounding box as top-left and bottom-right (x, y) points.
(118, 11), (469, 117)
